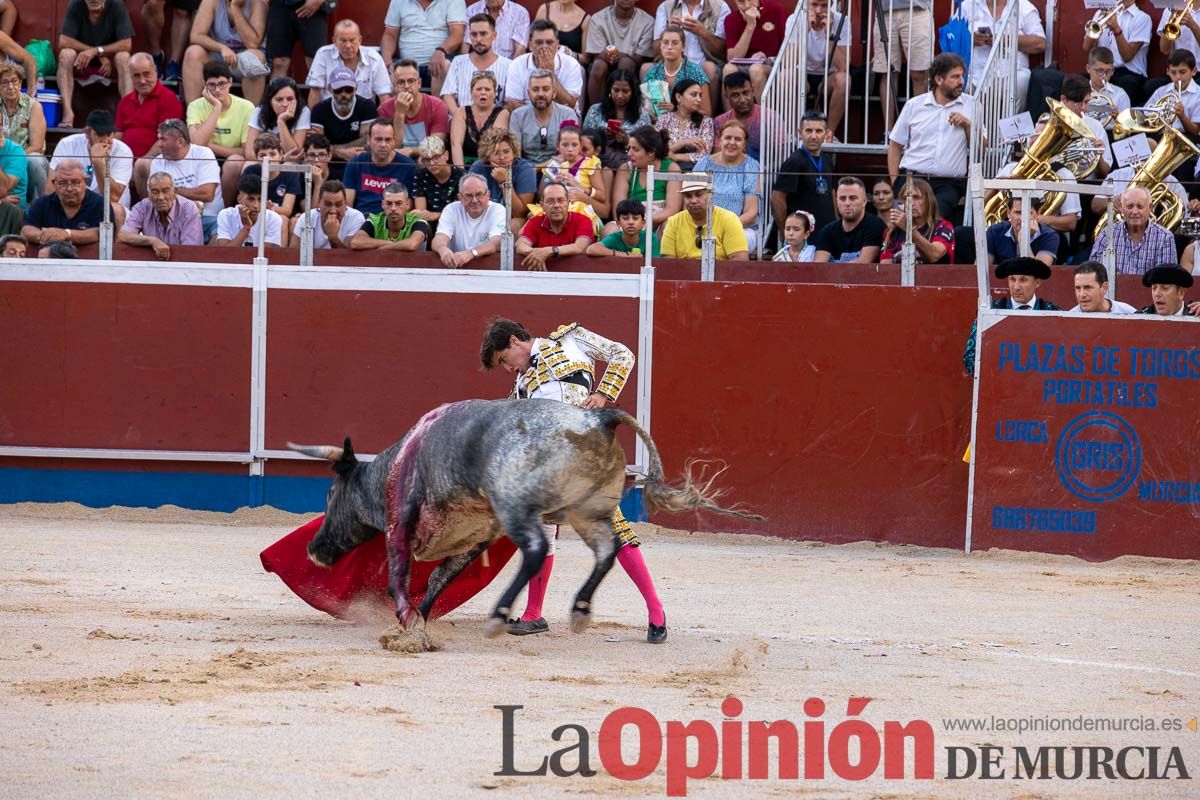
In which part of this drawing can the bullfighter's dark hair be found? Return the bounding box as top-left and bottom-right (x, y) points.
(480, 318), (532, 369)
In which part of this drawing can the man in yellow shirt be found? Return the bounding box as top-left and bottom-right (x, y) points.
(660, 174), (750, 260)
(186, 61), (254, 213)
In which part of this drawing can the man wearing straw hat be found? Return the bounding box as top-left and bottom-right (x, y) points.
(660, 173), (749, 260)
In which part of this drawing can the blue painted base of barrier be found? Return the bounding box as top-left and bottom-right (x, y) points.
(0, 467), (647, 521)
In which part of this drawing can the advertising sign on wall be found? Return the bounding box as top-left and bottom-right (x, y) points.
(970, 314), (1200, 561)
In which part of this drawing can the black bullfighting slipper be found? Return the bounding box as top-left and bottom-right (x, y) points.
(647, 616), (667, 644)
(506, 617), (549, 635)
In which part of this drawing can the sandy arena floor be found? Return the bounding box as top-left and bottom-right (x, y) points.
(0, 503), (1197, 799)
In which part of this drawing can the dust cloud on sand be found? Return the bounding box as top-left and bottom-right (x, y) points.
(1, 503), (1197, 798)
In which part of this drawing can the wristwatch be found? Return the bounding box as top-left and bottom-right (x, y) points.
(471, 247), (480, 258)
(551, 246), (560, 258)
(435, 47), (449, 56)
(98, 46), (105, 56)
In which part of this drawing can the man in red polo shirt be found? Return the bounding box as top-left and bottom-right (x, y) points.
(116, 52), (184, 162)
(722, 0), (788, 99)
(515, 182), (594, 270)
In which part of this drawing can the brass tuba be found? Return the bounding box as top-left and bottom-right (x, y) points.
(984, 99), (1093, 225)
(1094, 125), (1200, 237)
(1163, 0), (1196, 40)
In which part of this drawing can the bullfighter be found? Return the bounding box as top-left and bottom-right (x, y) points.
(480, 318), (668, 644)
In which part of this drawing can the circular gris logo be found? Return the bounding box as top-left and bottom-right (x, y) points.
(1054, 411), (1141, 503)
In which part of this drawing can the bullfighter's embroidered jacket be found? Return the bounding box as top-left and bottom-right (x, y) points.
(512, 323), (635, 405)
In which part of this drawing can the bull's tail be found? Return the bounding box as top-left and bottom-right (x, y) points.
(603, 410), (764, 521)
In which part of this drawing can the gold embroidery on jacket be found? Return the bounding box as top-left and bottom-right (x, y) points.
(513, 324), (635, 403)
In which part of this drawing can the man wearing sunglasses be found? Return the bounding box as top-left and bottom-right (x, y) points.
(660, 173), (749, 260)
(509, 70), (579, 166)
(309, 67), (379, 168)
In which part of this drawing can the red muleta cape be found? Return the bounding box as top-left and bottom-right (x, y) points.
(260, 516), (516, 620)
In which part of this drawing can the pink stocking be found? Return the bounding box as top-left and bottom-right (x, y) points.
(520, 554), (554, 622)
(617, 545), (665, 626)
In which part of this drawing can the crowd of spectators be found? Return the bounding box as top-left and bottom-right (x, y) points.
(0, 0), (1189, 299)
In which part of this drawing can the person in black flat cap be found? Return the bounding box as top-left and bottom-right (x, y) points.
(962, 257), (1062, 373)
(1137, 264), (1197, 317)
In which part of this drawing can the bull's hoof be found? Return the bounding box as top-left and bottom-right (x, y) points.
(647, 616), (668, 644)
(506, 617), (549, 636)
(483, 616), (507, 639)
(570, 610), (591, 634)
(395, 606), (419, 631)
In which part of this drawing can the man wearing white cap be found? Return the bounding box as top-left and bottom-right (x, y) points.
(660, 173), (749, 260)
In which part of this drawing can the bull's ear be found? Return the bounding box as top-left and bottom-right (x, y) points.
(332, 437), (357, 477)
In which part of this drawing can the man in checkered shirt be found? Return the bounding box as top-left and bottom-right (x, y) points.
(1090, 186), (1178, 275)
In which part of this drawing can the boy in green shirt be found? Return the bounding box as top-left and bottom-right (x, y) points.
(587, 199), (660, 258)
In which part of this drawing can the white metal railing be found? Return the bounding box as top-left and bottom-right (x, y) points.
(759, 0), (944, 253)
(1043, 0), (1057, 68)
(0, 260), (655, 475)
(967, 0), (1024, 205)
(761, 0), (944, 158)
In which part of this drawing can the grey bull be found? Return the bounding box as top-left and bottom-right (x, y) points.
(289, 398), (759, 637)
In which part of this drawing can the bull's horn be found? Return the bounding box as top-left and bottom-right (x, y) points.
(286, 442), (344, 461)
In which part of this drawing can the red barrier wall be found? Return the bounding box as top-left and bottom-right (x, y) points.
(4, 261), (1191, 557)
(0, 280), (250, 451)
(2, 269), (981, 550)
(649, 281), (978, 548)
(971, 314), (1200, 560)
(262, 288), (640, 465)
